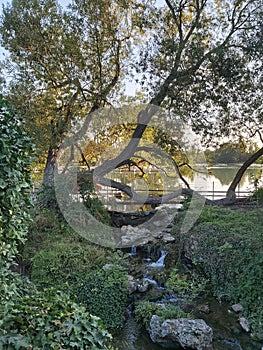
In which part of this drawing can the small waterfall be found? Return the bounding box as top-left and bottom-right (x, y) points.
(129, 245), (137, 257)
(148, 250), (167, 268)
(143, 277), (158, 287)
(144, 245), (152, 262)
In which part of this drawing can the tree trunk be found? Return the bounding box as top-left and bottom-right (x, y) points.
(226, 146), (263, 200)
(43, 146), (58, 187)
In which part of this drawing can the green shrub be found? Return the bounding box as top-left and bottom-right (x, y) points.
(77, 169), (110, 225)
(187, 206), (263, 334)
(77, 266), (128, 329)
(134, 301), (160, 327)
(0, 96), (33, 261)
(134, 301), (189, 328)
(166, 267), (208, 297)
(250, 187), (263, 203)
(24, 209), (79, 258)
(0, 261), (34, 304)
(0, 287), (112, 349)
(35, 168), (110, 227)
(22, 208), (110, 292)
(31, 241), (107, 291)
(158, 304), (190, 321)
(233, 255), (263, 337)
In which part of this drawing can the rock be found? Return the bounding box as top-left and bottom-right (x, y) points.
(183, 234), (200, 261)
(239, 317), (250, 332)
(231, 303), (244, 313)
(153, 221), (163, 227)
(162, 233), (176, 243)
(149, 315), (213, 349)
(152, 231), (163, 239)
(127, 275), (138, 294)
(197, 303), (210, 314)
(119, 225), (153, 247)
(137, 279), (151, 293)
(120, 225), (131, 232)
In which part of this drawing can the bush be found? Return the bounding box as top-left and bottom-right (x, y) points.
(0, 96), (33, 261)
(166, 267), (208, 297)
(0, 261), (34, 304)
(22, 209), (109, 291)
(186, 206), (263, 335)
(31, 241), (107, 291)
(77, 169), (110, 225)
(77, 266), (128, 329)
(134, 301), (190, 328)
(250, 187), (263, 203)
(0, 286), (113, 349)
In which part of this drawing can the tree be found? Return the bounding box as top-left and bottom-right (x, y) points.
(205, 142), (254, 165)
(0, 0), (141, 186)
(143, 0), (262, 202)
(0, 0), (262, 204)
(93, 0), (262, 203)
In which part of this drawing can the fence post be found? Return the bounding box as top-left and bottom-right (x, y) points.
(212, 181), (214, 200)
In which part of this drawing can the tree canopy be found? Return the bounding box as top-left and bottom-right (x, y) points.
(0, 0), (262, 204)
(0, 0), (144, 183)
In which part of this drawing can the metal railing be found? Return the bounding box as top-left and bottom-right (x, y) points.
(98, 186), (252, 202)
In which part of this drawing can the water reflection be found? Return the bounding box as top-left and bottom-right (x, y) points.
(209, 165), (263, 188)
(96, 165), (263, 209)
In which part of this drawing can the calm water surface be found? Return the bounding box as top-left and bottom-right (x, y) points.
(96, 164), (263, 211)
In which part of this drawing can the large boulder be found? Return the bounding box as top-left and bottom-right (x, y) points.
(119, 225), (154, 247)
(149, 315), (213, 349)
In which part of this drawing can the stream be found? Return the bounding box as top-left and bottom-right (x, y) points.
(114, 247), (263, 350)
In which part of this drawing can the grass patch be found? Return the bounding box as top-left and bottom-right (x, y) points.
(22, 209), (110, 292)
(183, 206), (263, 336)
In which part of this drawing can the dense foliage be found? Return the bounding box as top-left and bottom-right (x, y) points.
(166, 267), (208, 298)
(205, 142), (258, 165)
(250, 187), (263, 203)
(0, 285), (112, 349)
(77, 169), (110, 225)
(134, 300), (190, 328)
(0, 99), (113, 349)
(0, 96), (33, 261)
(22, 209), (108, 291)
(1, 0), (261, 201)
(77, 266), (128, 329)
(184, 206), (263, 336)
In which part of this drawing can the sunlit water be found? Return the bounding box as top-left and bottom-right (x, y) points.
(95, 164), (263, 211)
